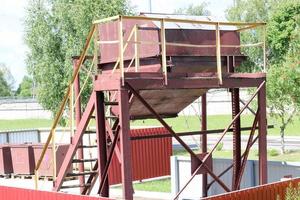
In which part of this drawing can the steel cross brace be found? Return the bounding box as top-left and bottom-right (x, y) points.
(236, 110), (259, 189)
(125, 82), (231, 195)
(173, 81), (265, 199)
(82, 119), (121, 195)
(105, 119), (121, 162)
(207, 133), (260, 190)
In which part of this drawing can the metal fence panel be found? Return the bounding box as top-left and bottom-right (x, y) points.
(0, 133), (8, 144)
(203, 178), (300, 200)
(0, 185), (113, 200)
(8, 130), (39, 144)
(108, 127), (172, 185)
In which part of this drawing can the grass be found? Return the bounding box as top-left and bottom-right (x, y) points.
(132, 114), (300, 136)
(132, 178), (171, 193)
(1, 114), (300, 136)
(0, 119), (52, 131)
(112, 178), (171, 193)
(174, 148), (300, 162)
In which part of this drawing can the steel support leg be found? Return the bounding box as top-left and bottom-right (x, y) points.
(231, 88), (241, 190)
(118, 88), (133, 200)
(201, 94), (208, 197)
(258, 82), (268, 184)
(95, 91), (109, 197)
(73, 58), (85, 193)
(228, 56), (241, 190)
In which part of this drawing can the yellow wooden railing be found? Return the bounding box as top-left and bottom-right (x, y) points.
(34, 24), (96, 189)
(93, 15), (267, 84)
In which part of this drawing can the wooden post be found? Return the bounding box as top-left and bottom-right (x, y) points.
(70, 84), (74, 137)
(160, 19), (167, 85)
(52, 129), (57, 180)
(134, 25), (140, 72)
(72, 58), (85, 193)
(263, 26), (266, 72)
(119, 17), (125, 85)
(215, 23), (222, 84)
(94, 26), (99, 73)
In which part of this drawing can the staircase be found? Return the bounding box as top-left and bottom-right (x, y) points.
(52, 91), (124, 195)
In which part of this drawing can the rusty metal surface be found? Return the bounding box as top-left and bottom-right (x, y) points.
(203, 178), (300, 200)
(98, 18), (242, 65)
(99, 19), (159, 64)
(108, 127), (172, 185)
(10, 144), (35, 174)
(0, 185), (113, 200)
(32, 144), (71, 177)
(129, 89), (207, 118)
(0, 145), (13, 174)
(191, 153), (212, 175)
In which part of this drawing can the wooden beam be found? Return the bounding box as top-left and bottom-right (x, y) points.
(215, 23), (222, 85)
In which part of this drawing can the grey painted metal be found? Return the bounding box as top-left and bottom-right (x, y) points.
(0, 130), (40, 144)
(171, 156), (300, 198)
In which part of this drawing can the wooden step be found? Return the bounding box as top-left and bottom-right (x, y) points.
(66, 171), (97, 177)
(72, 158), (97, 163)
(104, 101), (118, 106)
(78, 145), (97, 148)
(61, 183), (91, 189)
(84, 130), (96, 134)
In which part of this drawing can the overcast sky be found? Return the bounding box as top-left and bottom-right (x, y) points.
(0, 0), (233, 87)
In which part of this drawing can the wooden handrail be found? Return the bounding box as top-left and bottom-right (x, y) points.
(34, 24), (96, 189)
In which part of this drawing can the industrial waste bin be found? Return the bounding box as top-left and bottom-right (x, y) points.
(32, 144), (71, 177)
(0, 145), (13, 174)
(10, 144), (35, 174)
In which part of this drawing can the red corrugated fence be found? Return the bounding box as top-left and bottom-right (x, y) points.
(108, 127), (172, 185)
(203, 178), (300, 200)
(0, 186), (113, 200)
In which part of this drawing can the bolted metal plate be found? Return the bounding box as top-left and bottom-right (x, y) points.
(191, 152), (212, 175)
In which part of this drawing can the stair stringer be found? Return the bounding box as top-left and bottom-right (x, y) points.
(53, 92), (96, 191)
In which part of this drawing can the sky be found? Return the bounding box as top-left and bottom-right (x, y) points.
(0, 0), (233, 88)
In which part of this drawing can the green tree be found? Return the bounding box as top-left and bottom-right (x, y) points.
(16, 76), (34, 97)
(0, 63), (14, 97)
(0, 71), (11, 97)
(226, 1), (300, 154)
(24, 0), (132, 115)
(174, 2), (210, 16)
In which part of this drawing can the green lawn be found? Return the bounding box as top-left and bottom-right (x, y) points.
(132, 114), (300, 136)
(1, 114), (300, 136)
(133, 178), (171, 193)
(174, 148), (300, 162)
(0, 119), (52, 131)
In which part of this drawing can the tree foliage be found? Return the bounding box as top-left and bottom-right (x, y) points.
(25, 0), (132, 114)
(226, 0), (300, 154)
(0, 63), (14, 97)
(174, 2), (210, 16)
(16, 76), (34, 97)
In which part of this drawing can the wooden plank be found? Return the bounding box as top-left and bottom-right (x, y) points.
(215, 23), (222, 84)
